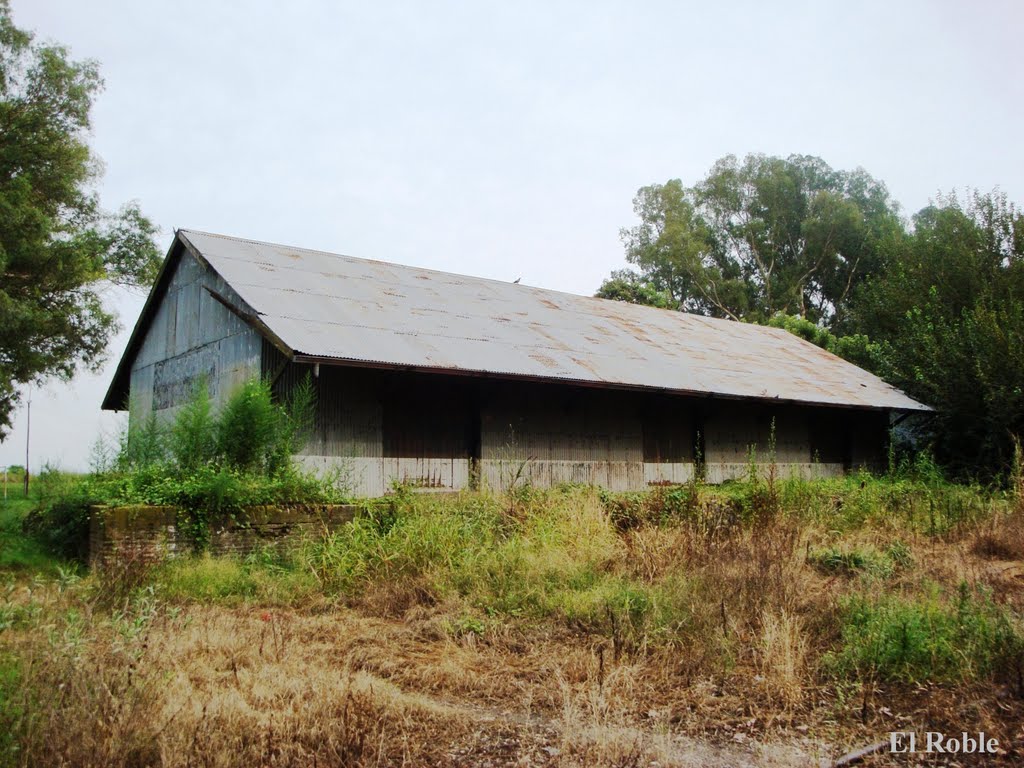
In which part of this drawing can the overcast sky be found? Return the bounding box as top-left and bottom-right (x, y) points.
(2, 0), (1022, 472)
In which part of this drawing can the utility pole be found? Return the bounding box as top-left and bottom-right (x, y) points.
(23, 390), (31, 497)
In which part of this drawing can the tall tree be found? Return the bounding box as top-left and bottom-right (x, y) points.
(0, 1), (159, 439)
(597, 154), (903, 328)
(850, 190), (1024, 478)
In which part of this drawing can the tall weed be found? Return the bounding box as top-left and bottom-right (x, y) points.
(827, 583), (1023, 684)
(168, 381), (215, 472)
(28, 375), (343, 559)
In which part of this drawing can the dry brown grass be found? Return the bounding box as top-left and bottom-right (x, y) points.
(5, 586), (1019, 766)
(757, 608), (810, 710)
(2, 599), (841, 767)
(4, 483), (1024, 766)
(971, 510), (1024, 562)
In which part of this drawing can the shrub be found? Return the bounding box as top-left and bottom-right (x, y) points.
(122, 413), (166, 469)
(807, 544), (907, 579)
(22, 467), (100, 561)
(826, 583), (1024, 684)
(215, 379), (285, 472)
(600, 484), (699, 530)
(167, 383), (215, 471)
(27, 375), (342, 559)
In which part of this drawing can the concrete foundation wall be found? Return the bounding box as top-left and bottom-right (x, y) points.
(89, 504), (356, 569)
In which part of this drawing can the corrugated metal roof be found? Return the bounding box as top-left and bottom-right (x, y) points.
(160, 230), (930, 412)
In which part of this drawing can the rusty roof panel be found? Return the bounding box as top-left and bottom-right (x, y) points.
(177, 230), (930, 411)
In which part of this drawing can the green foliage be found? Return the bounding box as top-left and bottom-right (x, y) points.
(850, 191), (1024, 479)
(774, 471), (990, 534)
(20, 466), (95, 561)
(0, 487), (59, 572)
(27, 376), (344, 558)
(807, 543), (907, 579)
(827, 584), (1024, 684)
(766, 313), (885, 372)
(598, 154), (901, 327)
(0, 2), (160, 438)
(167, 383), (214, 472)
(599, 484), (700, 530)
(595, 269), (675, 309)
(602, 469), (992, 538)
(215, 379), (286, 473)
(281, 375), (317, 464)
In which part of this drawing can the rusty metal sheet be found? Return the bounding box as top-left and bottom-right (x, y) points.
(178, 230), (930, 411)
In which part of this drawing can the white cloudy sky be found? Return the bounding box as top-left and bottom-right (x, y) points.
(2, 0), (1021, 472)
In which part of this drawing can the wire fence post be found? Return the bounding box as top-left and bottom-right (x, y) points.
(23, 391), (31, 497)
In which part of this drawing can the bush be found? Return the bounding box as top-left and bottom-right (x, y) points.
(826, 583), (1024, 684)
(167, 385), (214, 471)
(600, 484), (698, 530)
(27, 376), (343, 559)
(807, 543), (909, 579)
(22, 467), (99, 561)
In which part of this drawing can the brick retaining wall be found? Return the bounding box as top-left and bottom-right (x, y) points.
(89, 503), (357, 569)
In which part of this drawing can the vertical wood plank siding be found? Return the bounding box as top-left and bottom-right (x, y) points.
(260, 364), (879, 497)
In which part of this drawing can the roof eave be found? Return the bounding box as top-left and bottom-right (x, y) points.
(290, 353), (932, 413)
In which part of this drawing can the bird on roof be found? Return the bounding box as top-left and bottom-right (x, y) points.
(513, 277), (521, 284)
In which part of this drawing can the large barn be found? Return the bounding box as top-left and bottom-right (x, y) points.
(103, 230), (930, 496)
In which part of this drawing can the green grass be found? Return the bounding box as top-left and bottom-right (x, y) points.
(807, 543), (906, 578)
(774, 472), (995, 533)
(153, 553), (320, 606)
(0, 489), (60, 574)
(0, 649), (24, 765)
(825, 583), (1024, 684)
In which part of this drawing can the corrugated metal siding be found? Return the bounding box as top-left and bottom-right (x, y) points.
(278, 364), (388, 497)
(128, 249), (261, 421)
(480, 384), (654, 492)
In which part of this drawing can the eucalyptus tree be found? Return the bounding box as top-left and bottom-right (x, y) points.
(598, 153), (902, 329)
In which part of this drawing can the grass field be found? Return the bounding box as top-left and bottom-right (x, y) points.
(1, 472), (1023, 766)
(0, 483), (59, 574)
